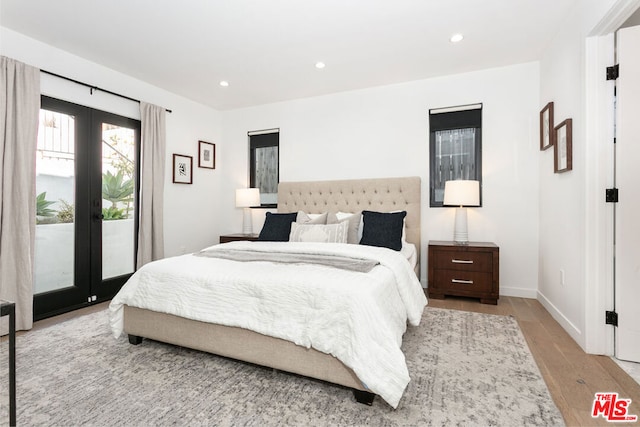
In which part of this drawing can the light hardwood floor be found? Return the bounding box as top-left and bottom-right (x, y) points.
(11, 296), (640, 426)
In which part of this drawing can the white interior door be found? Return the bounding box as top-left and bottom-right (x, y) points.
(615, 24), (640, 363)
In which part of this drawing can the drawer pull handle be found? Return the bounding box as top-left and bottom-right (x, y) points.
(451, 279), (474, 285)
(452, 259), (473, 264)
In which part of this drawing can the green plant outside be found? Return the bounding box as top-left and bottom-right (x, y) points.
(56, 200), (74, 223)
(102, 170), (134, 219)
(102, 205), (126, 220)
(36, 192), (56, 217)
(102, 170), (134, 204)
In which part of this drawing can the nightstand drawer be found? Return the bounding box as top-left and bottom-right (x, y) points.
(433, 251), (493, 272)
(220, 234), (260, 244)
(428, 241), (499, 305)
(434, 270), (493, 293)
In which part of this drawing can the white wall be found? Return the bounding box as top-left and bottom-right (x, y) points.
(221, 63), (541, 293)
(537, 0), (618, 350)
(1, 27), (223, 256)
(5, 3), (635, 355)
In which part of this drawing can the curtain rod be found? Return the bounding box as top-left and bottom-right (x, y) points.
(41, 69), (172, 113)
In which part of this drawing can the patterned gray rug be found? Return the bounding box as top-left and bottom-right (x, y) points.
(0, 307), (564, 426)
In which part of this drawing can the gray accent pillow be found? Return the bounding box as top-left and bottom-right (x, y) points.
(327, 211), (361, 244)
(296, 211), (328, 224)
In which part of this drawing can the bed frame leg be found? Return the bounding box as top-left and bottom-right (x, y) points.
(353, 389), (375, 406)
(128, 334), (143, 345)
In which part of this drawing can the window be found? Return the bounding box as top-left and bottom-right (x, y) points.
(249, 129), (279, 207)
(429, 104), (482, 207)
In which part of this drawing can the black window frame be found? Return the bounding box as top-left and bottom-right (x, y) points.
(429, 104), (483, 207)
(249, 129), (279, 208)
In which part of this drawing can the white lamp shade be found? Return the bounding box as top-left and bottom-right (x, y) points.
(235, 188), (260, 208)
(443, 180), (480, 207)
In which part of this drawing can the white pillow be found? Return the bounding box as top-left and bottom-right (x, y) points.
(400, 241), (417, 270)
(289, 221), (349, 243)
(296, 211), (328, 224)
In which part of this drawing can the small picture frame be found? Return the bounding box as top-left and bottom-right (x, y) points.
(198, 140), (215, 169)
(540, 102), (554, 151)
(554, 119), (572, 173)
(172, 153), (193, 184)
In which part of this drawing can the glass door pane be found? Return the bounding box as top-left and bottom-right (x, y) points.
(101, 123), (136, 280)
(34, 109), (76, 293)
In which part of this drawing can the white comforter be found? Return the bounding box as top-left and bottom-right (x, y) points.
(109, 241), (427, 408)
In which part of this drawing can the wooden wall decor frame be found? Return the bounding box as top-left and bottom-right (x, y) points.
(198, 140), (215, 169)
(540, 102), (554, 151)
(172, 153), (193, 184)
(554, 118), (573, 173)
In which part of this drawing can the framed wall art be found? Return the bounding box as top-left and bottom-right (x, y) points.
(173, 153), (193, 184)
(540, 102), (554, 151)
(198, 140), (215, 169)
(554, 119), (572, 173)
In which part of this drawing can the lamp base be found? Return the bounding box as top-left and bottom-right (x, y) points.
(453, 207), (469, 244)
(242, 207), (253, 235)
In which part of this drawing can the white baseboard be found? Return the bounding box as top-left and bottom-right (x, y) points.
(537, 290), (583, 347)
(500, 286), (537, 299)
(422, 284), (537, 299)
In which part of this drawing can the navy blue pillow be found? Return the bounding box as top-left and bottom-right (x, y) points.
(359, 210), (406, 251)
(258, 212), (298, 241)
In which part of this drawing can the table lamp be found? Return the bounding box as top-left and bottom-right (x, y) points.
(443, 180), (480, 244)
(235, 188), (260, 234)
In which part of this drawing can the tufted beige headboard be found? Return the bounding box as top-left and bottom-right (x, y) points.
(277, 176), (421, 269)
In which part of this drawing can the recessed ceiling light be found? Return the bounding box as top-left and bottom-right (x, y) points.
(450, 34), (464, 43)
(315, 62), (326, 69)
(219, 81), (229, 87)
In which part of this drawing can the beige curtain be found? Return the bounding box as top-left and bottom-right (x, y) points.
(136, 102), (166, 268)
(0, 56), (40, 334)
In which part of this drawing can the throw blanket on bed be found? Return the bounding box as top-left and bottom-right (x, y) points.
(109, 241), (427, 408)
(195, 247), (380, 273)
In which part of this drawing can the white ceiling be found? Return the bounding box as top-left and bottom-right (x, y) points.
(0, 0), (579, 110)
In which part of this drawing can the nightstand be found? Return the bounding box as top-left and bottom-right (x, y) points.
(219, 233), (260, 244)
(427, 240), (499, 305)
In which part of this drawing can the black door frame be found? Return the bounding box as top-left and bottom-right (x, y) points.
(34, 96), (141, 320)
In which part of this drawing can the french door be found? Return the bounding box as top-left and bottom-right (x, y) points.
(614, 25), (640, 363)
(33, 96), (140, 320)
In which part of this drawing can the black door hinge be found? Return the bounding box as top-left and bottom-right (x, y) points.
(607, 64), (619, 80)
(606, 310), (618, 326)
(606, 188), (619, 203)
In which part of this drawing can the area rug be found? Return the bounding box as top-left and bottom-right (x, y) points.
(0, 307), (564, 426)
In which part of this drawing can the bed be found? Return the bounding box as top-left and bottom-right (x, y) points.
(109, 176), (426, 408)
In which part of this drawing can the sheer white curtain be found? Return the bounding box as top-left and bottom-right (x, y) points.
(0, 56), (40, 333)
(136, 102), (166, 268)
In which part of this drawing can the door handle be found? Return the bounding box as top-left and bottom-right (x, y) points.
(93, 213), (104, 221)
